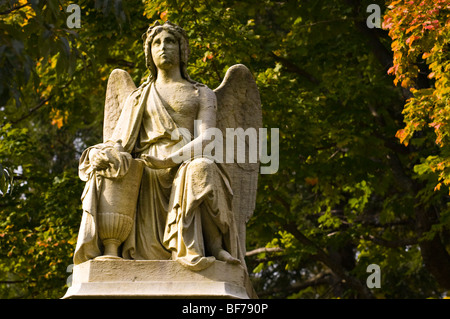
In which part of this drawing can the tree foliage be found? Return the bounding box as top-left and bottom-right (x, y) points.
(384, 0), (450, 189)
(0, 0), (449, 298)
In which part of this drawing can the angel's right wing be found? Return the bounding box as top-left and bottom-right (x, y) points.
(103, 69), (137, 142)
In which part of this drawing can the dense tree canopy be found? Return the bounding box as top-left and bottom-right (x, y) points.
(0, 0), (449, 298)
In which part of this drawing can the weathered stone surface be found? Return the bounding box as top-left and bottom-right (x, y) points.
(63, 260), (256, 299)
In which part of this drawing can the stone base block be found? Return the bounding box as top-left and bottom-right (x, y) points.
(62, 259), (257, 299)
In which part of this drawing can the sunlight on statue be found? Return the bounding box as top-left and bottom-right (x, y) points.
(73, 21), (262, 271)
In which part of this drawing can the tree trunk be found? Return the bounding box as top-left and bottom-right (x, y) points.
(415, 205), (450, 289)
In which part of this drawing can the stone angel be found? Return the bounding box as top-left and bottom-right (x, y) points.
(73, 21), (262, 272)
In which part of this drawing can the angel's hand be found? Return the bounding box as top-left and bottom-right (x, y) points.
(140, 154), (175, 169)
(89, 149), (111, 171)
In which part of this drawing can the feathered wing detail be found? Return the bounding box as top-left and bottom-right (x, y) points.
(103, 69), (137, 142)
(214, 64), (262, 259)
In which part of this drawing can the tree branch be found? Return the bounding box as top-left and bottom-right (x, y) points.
(246, 247), (284, 257)
(362, 234), (418, 248)
(283, 222), (374, 298)
(0, 3), (30, 15)
(343, 0), (393, 71)
(270, 52), (320, 84)
(105, 58), (135, 68)
(8, 95), (53, 126)
(6, 78), (74, 126)
(357, 216), (414, 228)
(257, 270), (333, 297)
(386, 152), (414, 193)
(267, 183), (291, 212)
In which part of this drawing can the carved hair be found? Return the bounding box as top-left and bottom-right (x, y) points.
(142, 21), (194, 83)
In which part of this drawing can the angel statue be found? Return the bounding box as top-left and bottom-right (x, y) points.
(73, 21), (262, 272)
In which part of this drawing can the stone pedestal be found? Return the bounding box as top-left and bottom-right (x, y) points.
(62, 259), (257, 299)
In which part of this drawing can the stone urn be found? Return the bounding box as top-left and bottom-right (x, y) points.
(96, 159), (144, 259)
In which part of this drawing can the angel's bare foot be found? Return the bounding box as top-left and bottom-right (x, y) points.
(201, 212), (241, 265)
(216, 249), (241, 265)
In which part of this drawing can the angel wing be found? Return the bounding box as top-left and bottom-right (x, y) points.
(103, 69), (137, 142)
(214, 64), (262, 257)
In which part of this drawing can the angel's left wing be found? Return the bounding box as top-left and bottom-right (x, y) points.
(103, 69), (137, 142)
(214, 64), (262, 260)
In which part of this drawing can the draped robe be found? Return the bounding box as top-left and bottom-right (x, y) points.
(73, 80), (240, 270)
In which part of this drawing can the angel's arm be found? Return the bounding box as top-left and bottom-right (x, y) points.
(141, 86), (217, 168)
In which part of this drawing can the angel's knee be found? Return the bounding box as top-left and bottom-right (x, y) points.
(189, 157), (215, 171)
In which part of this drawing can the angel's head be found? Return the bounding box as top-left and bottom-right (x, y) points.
(142, 21), (193, 83)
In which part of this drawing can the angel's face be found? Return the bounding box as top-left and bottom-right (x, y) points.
(151, 30), (180, 71)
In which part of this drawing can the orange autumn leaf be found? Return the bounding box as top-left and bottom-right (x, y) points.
(202, 52), (214, 63)
(160, 10), (168, 22)
(50, 109), (68, 129)
(405, 35), (419, 46)
(435, 182), (442, 191)
(305, 177), (319, 186)
(401, 78), (411, 88)
(395, 128), (409, 146)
